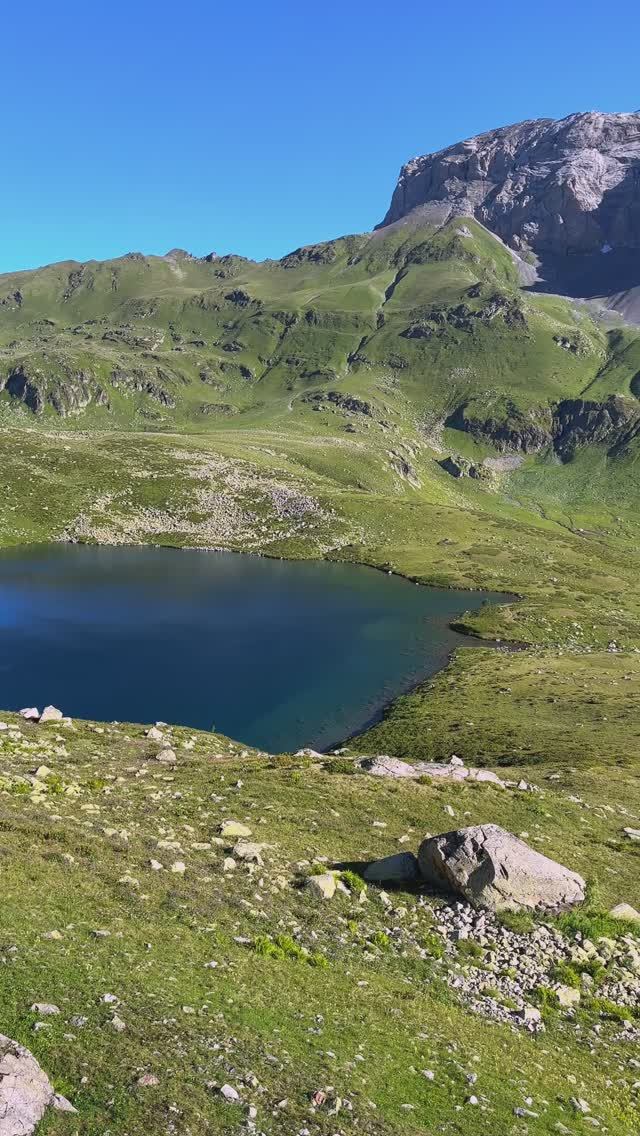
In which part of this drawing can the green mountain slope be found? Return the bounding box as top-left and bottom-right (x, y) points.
(1, 197), (640, 1136)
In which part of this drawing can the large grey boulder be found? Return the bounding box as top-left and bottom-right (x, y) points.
(0, 1034), (75, 1134)
(417, 824), (585, 913)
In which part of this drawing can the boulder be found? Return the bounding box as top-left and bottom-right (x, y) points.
(609, 902), (640, 922)
(0, 1034), (75, 1134)
(417, 824), (586, 912)
(39, 705), (63, 723)
(155, 747), (176, 764)
(467, 769), (506, 788)
(219, 820), (252, 839)
(233, 840), (265, 865)
(554, 984), (581, 1008)
(19, 708), (40, 722)
(363, 852), (420, 884)
(306, 873), (336, 900)
(359, 756), (417, 778)
(413, 761), (469, 781)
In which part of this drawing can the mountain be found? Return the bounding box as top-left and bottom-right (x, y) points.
(379, 111), (640, 316)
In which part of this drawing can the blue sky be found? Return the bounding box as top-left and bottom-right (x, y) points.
(3, 0), (639, 271)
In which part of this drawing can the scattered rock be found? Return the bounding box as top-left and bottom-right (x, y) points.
(220, 1083), (240, 1103)
(609, 903), (640, 922)
(219, 820), (252, 838)
(137, 1073), (160, 1087)
(29, 1004), (59, 1016)
(39, 705), (63, 723)
(19, 708), (40, 722)
(417, 824), (586, 912)
(145, 726), (164, 741)
(359, 756), (417, 778)
(233, 840), (265, 865)
(306, 873), (336, 900)
(155, 747), (176, 764)
(554, 984), (581, 1007)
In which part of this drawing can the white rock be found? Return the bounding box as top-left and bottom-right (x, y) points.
(609, 902), (640, 922)
(39, 706), (63, 723)
(19, 708), (40, 722)
(0, 1034), (61, 1135)
(220, 1083), (240, 1102)
(306, 873), (336, 900)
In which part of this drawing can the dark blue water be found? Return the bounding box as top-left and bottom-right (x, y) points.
(0, 545), (506, 751)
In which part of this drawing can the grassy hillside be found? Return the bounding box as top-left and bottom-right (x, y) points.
(1, 219), (640, 1133)
(0, 711), (637, 1135)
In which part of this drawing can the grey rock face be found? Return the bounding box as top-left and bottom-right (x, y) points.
(0, 1034), (74, 1134)
(359, 756), (417, 778)
(379, 111), (640, 305)
(417, 824), (585, 912)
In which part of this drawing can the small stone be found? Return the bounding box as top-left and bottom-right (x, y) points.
(110, 1014), (126, 1032)
(137, 1073), (160, 1087)
(30, 1004), (59, 1016)
(222, 857), (237, 872)
(170, 861), (186, 874)
(42, 930), (63, 941)
(220, 1083), (240, 1102)
(149, 860), (163, 871)
(52, 1094), (77, 1113)
(146, 726), (164, 741)
(570, 1097), (591, 1113)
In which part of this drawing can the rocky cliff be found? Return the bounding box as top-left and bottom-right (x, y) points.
(379, 112), (640, 312)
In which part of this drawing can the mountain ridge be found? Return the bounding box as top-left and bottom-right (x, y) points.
(378, 110), (640, 317)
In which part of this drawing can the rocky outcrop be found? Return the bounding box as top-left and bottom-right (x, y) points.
(302, 390), (373, 416)
(446, 394), (640, 460)
(417, 824), (586, 912)
(358, 755), (506, 786)
(379, 111), (640, 306)
(0, 1034), (75, 1134)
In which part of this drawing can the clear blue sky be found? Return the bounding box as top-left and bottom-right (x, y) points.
(3, 0), (639, 272)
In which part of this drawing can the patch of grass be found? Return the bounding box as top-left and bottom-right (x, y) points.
(556, 908), (639, 942)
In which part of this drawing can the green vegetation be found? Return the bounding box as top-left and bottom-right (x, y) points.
(0, 712), (636, 1134)
(0, 217), (640, 1132)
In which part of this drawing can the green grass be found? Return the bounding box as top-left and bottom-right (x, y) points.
(1, 215), (640, 1132)
(0, 711), (636, 1134)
